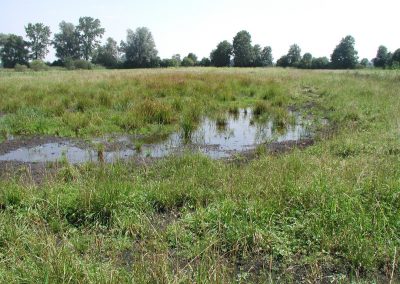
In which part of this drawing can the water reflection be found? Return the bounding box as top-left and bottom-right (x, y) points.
(0, 109), (312, 163)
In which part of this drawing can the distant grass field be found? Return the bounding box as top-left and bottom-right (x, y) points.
(0, 68), (399, 283)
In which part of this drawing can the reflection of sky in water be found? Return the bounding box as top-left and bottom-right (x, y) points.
(0, 109), (311, 163)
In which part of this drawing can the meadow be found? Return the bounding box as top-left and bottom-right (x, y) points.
(0, 68), (399, 283)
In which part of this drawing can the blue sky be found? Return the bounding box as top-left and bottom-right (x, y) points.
(1, 0), (399, 62)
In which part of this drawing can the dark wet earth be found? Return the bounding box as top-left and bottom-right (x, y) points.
(0, 109), (316, 166)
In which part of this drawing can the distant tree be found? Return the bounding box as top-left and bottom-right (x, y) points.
(161, 57), (180, 68)
(299, 52), (312, 69)
(386, 52), (393, 67)
(286, 44), (301, 67)
(25, 23), (51, 60)
(76, 17), (105, 61)
(233, 30), (253, 67)
(372, 45), (389, 68)
(311, 57), (330, 69)
(181, 56), (195, 67)
(121, 27), (158, 68)
(252, 44), (262, 67)
(199, 57), (211, 67)
(53, 21), (81, 62)
(171, 54), (181, 65)
(390, 49), (400, 68)
(0, 33), (8, 46)
(187, 53), (198, 65)
(260, 46), (273, 66)
(50, 59), (64, 67)
(92, 37), (120, 68)
(359, 58), (370, 68)
(0, 34), (29, 68)
(331, 35), (358, 69)
(0, 34), (8, 66)
(210, 40), (232, 67)
(276, 55), (289, 67)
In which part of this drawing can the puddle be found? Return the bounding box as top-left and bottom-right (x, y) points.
(0, 109), (314, 164)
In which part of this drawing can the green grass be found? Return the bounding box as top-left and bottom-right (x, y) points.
(0, 68), (400, 283)
(0, 68), (293, 138)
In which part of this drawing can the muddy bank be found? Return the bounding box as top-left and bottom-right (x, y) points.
(0, 136), (78, 155)
(269, 138), (315, 153)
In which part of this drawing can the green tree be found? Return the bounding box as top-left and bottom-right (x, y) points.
(390, 49), (400, 68)
(331, 35), (358, 69)
(171, 54), (181, 65)
(311, 57), (330, 69)
(359, 58), (370, 68)
(187, 53), (198, 65)
(53, 21), (81, 62)
(181, 57), (195, 67)
(260, 46), (273, 67)
(199, 57), (211, 67)
(233, 30), (253, 67)
(92, 37), (120, 68)
(276, 55), (289, 67)
(372, 45), (389, 68)
(252, 44), (262, 67)
(121, 27), (158, 68)
(0, 34), (8, 66)
(286, 44), (301, 67)
(299, 52), (312, 69)
(0, 34), (29, 68)
(161, 56), (180, 68)
(77, 17), (105, 61)
(0, 33), (8, 46)
(210, 40), (232, 67)
(25, 23), (51, 60)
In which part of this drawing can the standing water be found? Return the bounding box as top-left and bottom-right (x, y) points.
(0, 109), (312, 164)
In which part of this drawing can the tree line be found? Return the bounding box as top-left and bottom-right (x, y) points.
(1, 17), (399, 70)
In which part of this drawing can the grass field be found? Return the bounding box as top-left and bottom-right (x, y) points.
(0, 68), (399, 283)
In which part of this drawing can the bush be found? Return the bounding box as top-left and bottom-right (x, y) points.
(72, 60), (92, 70)
(14, 64), (28, 72)
(64, 59), (92, 70)
(29, 60), (49, 71)
(64, 58), (75, 70)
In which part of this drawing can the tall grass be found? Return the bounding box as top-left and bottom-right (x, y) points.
(0, 68), (295, 138)
(0, 68), (399, 282)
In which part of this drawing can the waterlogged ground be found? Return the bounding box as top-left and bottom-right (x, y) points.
(0, 109), (313, 164)
(0, 68), (399, 283)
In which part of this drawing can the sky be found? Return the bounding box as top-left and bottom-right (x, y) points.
(1, 0), (399, 62)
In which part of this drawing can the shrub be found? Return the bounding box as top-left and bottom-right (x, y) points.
(73, 60), (92, 70)
(64, 59), (92, 70)
(14, 64), (28, 72)
(29, 60), (49, 71)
